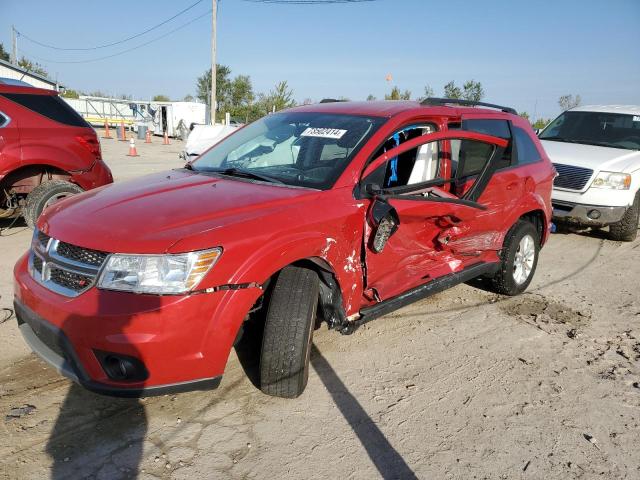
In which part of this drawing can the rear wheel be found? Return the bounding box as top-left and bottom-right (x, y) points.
(24, 180), (83, 229)
(260, 266), (319, 398)
(488, 220), (539, 296)
(609, 191), (639, 242)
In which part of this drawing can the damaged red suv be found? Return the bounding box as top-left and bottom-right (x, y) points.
(14, 98), (554, 398)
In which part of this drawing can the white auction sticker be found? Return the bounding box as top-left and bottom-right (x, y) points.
(301, 127), (347, 139)
(633, 116), (640, 122)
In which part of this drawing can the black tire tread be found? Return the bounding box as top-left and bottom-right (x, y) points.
(609, 190), (639, 242)
(260, 266), (319, 398)
(24, 180), (83, 229)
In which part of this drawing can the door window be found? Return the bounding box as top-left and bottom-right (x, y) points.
(370, 124), (439, 188)
(451, 119), (512, 177)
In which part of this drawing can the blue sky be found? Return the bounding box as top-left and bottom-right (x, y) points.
(1, 0), (638, 119)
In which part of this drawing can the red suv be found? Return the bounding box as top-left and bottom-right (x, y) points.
(0, 80), (113, 227)
(14, 98), (554, 398)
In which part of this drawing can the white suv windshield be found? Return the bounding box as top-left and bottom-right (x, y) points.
(540, 111), (640, 151)
(192, 112), (385, 189)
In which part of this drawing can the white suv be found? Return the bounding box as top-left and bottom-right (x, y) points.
(539, 105), (640, 241)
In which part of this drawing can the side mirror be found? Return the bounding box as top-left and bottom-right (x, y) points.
(367, 198), (399, 253)
(365, 183), (382, 196)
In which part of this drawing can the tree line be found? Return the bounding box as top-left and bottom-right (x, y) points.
(0, 43), (582, 129)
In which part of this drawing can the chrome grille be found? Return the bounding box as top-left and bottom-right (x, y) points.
(29, 230), (109, 297)
(37, 231), (50, 248)
(57, 241), (108, 267)
(552, 163), (594, 191)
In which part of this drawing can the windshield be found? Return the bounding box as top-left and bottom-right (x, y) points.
(191, 112), (385, 189)
(540, 111), (640, 150)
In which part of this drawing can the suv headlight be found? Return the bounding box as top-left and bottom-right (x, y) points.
(98, 248), (222, 294)
(591, 171), (631, 190)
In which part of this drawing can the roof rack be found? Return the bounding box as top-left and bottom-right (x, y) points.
(319, 98), (347, 104)
(420, 97), (517, 115)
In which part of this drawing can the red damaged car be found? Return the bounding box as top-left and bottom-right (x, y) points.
(0, 80), (113, 227)
(14, 98), (554, 398)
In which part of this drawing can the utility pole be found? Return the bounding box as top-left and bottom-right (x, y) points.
(11, 25), (17, 65)
(210, 0), (217, 125)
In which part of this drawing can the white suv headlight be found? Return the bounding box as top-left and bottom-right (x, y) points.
(591, 171), (631, 190)
(98, 248), (222, 294)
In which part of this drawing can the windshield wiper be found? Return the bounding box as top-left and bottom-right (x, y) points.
(208, 167), (284, 184)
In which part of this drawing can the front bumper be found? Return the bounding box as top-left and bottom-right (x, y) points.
(552, 200), (627, 226)
(14, 253), (261, 397)
(15, 300), (221, 397)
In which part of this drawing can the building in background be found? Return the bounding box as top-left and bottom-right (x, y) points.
(0, 58), (62, 91)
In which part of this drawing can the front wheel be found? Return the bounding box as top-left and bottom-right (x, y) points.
(24, 180), (83, 229)
(488, 220), (540, 296)
(260, 266), (319, 398)
(609, 191), (639, 242)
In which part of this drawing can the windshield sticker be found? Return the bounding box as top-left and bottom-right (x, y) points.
(301, 127), (347, 139)
(633, 116), (640, 122)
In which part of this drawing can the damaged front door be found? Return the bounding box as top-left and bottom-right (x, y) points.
(360, 130), (509, 301)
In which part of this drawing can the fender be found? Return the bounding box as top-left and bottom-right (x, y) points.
(20, 141), (93, 174)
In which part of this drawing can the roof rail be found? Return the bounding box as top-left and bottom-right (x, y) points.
(420, 97), (518, 115)
(319, 98), (347, 104)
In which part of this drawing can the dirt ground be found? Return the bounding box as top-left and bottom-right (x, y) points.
(1, 133), (639, 480)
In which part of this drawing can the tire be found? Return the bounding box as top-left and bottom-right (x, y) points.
(488, 220), (540, 296)
(609, 191), (639, 242)
(260, 266), (319, 398)
(24, 180), (83, 229)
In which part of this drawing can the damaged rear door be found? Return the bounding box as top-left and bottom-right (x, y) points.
(359, 130), (509, 301)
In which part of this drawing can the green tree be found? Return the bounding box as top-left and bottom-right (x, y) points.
(0, 43), (10, 62)
(366, 94), (376, 101)
(264, 80), (295, 112)
(532, 118), (550, 130)
(423, 85), (434, 99)
(61, 89), (81, 99)
(443, 81), (462, 99)
(558, 94), (581, 111)
(183, 94), (195, 102)
(519, 111), (531, 122)
(17, 56), (49, 78)
(462, 80), (484, 101)
(153, 94), (171, 102)
(385, 86), (411, 100)
(196, 65), (232, 111)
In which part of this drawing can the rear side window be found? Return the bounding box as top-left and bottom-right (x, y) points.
(0, 93), (88, 127)
(513, 127), (541, 165)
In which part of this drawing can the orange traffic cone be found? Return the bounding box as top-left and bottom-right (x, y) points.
(118, 121), (127, 141)
(102, 120), (112, 139)
(126, 138), (139, 157)
(145, 130), (152, 143)
(163, 131), (170, 145)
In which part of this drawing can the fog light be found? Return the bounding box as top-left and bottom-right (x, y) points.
(587, 209), (601, 220)
(94, 350), (148, 382)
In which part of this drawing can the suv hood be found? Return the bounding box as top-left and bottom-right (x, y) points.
(540, 139), (640, 173)
(40, 170), (318, 254)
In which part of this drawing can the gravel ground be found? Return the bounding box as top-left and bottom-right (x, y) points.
(0, 133), (638, 479)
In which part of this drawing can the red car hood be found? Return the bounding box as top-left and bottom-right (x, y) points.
(39, 170), (317, 254)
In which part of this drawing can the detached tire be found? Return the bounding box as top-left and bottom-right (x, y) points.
(260, 266), (319, 398)
(609, 190), (639, 242)
(488, 220), (539, 296)
(24, 180), (83, 229)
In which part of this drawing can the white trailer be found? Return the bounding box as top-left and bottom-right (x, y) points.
(152, 102), (206, 139)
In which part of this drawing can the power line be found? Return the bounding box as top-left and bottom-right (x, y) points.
(20, 10), (212, 64)
(241, 0), (377, 3)
(16, 0), (206, 51)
